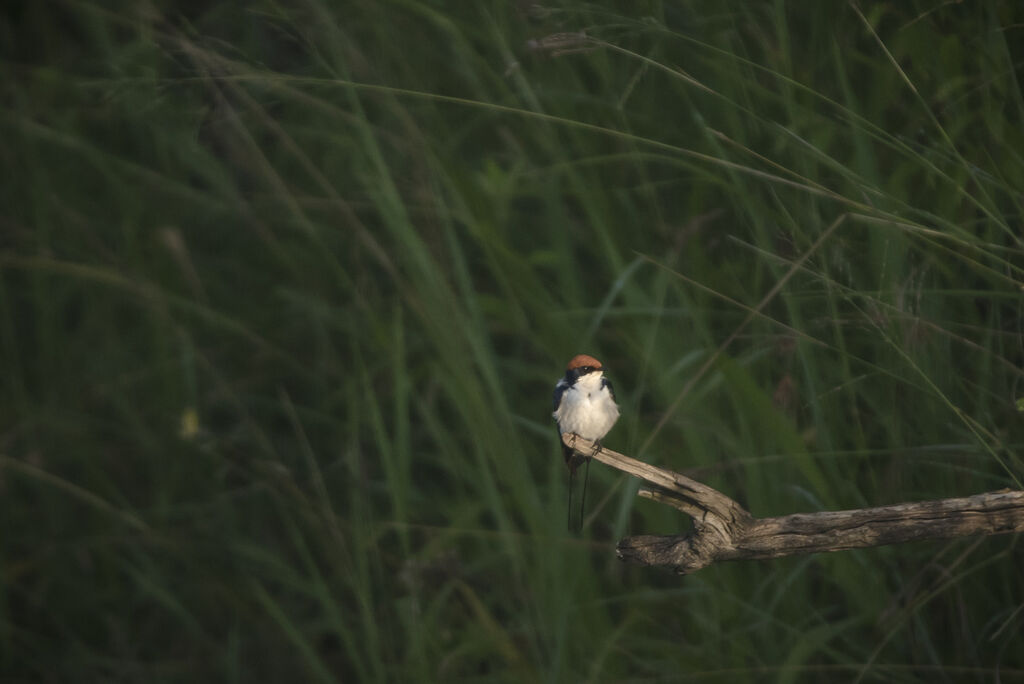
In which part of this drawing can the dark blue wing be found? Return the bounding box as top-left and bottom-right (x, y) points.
(601, 376), (616, 401)
(552, 378), (569, 412)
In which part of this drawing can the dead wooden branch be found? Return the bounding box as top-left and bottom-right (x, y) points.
(562, 434), (1024, 575)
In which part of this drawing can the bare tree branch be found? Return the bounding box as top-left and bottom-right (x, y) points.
(562, 434), (1024, 575)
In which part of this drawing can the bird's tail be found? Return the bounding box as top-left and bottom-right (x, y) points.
(564, 444), (590, 533)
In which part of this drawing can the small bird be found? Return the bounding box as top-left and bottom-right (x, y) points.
(552, 354), (620, 531)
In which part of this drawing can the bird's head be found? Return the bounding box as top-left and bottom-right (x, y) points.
(565, 354), (604, 382)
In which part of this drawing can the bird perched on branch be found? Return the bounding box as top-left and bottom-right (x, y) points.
(552, 354), (620, 531)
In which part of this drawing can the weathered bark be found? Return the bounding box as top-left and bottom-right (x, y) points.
(562, 434), (1024, 575)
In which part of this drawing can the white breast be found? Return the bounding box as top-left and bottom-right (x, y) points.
(553, 372), (620, 441)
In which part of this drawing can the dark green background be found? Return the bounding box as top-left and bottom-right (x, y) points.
(2, 1), (1023, 681)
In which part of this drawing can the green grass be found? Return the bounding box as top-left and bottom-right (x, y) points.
(2, 1), (1023, 681)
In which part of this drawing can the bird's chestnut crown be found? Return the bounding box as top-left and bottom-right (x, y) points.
(566, 354), (603, 376)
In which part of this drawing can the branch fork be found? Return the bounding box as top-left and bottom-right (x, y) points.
(562, 434), (1024, 575)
